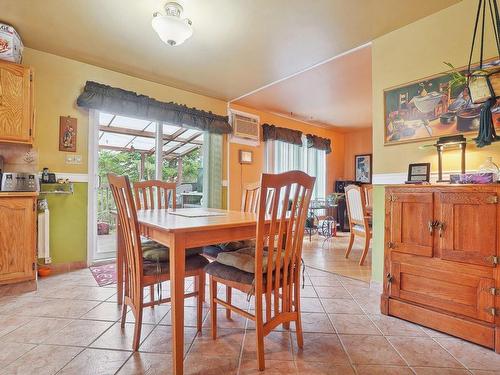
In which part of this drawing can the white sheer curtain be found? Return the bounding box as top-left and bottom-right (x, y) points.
(264, 136), (326, 199)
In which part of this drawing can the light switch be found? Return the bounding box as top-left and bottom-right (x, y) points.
(65, 154), (82, 164)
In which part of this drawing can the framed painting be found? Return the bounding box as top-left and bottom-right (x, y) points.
(59, 116), (77, 152)
(384, 59), (500, 145)
(355, 154), (372, 184)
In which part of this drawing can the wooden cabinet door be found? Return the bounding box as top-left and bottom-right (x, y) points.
(436, 192), (498, 267)
(0, 197), (36, 283)
(390, 261), (495, 323)
(388, 191), (434, 257)
(0, 61), (33, 144)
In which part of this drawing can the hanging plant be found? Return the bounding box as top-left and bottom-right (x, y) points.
(467, 0), (500, 147)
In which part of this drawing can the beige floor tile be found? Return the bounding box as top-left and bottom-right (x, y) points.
(388, 336), (464, 368)
(0, 315), (32, 338)
(43, 319), (113, 346)
(299, 297), (325, 313)
(412, 368), (471, 375)
(90, 322), (155, 350)
(369, 314), (427, 336)
(58, 348), (131, 375)
(293, 312), (334, 333)
(340, 335), (405, 366)
(239, 359), (298, 374)
(242, 331), (294, 361)
(308, 276), (342, 287)
(36, 298), (101, 319)
(2, 344), (82, 375)
(300, 285), (318, 298)
(0, 341), (35, 366)
(202, 308), (246, 329)
(81, 302), (125, 322)
(161, 306), (208, 327)
(329, 314), (380, 335)
(189, 328), (244, 357)
(296, 362), (355, 374)
(139, 325), (197, 354)
(355, 297), (382, 315)
(436, 337), (500, 371)
(314, 286), (351, 299)
(184, 354), (239, 375)
(126, 304), (171, 324)
(117, 352), (172, 375)
(355, 365), (413, 374)
(321, 298), (364, 314)
(293, 333), (350, 365)
(2, 317), (73, 344)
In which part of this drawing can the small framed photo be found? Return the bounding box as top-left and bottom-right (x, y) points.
(407, 163), (431, 183)
(59, 116), (77, 152)
(354, 154), (372, 183)
(239, 150), (253, 164)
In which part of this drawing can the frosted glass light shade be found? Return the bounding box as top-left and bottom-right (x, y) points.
(152, 15), (193, 46)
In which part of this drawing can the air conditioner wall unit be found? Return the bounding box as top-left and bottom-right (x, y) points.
(229, 110), (260, 146)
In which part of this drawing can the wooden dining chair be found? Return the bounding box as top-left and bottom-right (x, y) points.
(133, 180), (204, 304)
(363, 184), (373, 215)
(108, 174), (208, 350)
(204, 171), (315, 371)
(344, 184), (372, 265)
(133, 179), (177, 210)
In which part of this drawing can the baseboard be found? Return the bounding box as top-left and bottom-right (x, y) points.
(41, 261), (88, 276)
(370, 280), (383, 292)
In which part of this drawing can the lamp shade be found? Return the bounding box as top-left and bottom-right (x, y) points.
(152, 14), (193, 46)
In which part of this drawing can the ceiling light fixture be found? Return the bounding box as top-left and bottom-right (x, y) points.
(152, 2), (193, 47)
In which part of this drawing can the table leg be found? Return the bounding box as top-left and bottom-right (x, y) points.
(116, 221), (124, 305)
(170, 233), (186, 375)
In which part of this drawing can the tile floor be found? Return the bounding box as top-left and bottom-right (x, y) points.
(0, 267), (499, 374)
(302, 233), (372, 282)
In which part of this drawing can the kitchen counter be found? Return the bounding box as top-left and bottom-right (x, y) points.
(0, 191), (39, 197)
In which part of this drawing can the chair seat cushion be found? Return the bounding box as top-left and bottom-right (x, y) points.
(142, 240), (202, 262)
(215, 246), (285, 274)
(204, 261), (255, 285)
(202, 240), (255, 259)
(143, 254), (209, 276)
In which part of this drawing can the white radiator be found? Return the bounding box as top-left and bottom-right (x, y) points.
(37, 209), (51, 263)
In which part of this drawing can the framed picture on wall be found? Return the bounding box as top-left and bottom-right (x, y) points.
(354, 154), (372, 183)
(59, 116), (77, 152)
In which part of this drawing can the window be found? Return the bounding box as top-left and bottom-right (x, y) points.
(265, 135), (326, 199)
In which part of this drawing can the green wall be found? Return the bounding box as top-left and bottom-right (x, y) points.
(43, 183), (88, 264)
(371, 186), (385, 282)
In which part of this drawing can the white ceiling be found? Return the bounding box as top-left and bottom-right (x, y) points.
(234, 44), (372, 130)
(2, 0), (461, 102)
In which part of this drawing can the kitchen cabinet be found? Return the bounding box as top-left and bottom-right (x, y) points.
(0, 59), (34, 144)
(0, 193), (37, 284)
(382, 185), (500, 352)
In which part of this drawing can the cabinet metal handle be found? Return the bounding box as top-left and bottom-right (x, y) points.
(386, 273), (393, 283)
(438, 222), (446, 237)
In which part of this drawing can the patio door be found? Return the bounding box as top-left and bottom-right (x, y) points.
(87, 110), (204, 264)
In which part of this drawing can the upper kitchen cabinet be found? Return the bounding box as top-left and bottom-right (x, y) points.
(0, 59), (34, 144)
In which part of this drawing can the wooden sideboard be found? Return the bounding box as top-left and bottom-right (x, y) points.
(381, 184), (500, 352)
(0, 193), (37, 285)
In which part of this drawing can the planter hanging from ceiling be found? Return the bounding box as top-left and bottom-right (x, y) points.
(469, 0), (500, 147)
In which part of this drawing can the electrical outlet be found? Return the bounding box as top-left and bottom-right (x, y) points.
(65, 154), (82, 165)
(44, 257), (52, 265)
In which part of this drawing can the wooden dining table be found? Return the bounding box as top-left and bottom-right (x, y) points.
(115, 207), (262, 375)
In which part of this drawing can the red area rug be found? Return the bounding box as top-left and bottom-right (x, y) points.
(89, 263), (116, 287)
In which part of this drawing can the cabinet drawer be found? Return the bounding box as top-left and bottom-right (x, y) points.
(389, 261), (495, 323)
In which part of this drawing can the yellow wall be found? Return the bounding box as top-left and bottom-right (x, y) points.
(371, 0), (499, 282)
(227, 104), (345, 210)
(24, 47), (227, 173)
(343, 128), (372, 180)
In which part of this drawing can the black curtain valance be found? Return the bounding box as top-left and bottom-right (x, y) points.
(77, 81), (232, 134)
(306, 134), (332, 154)
(262, 123), (303, 146)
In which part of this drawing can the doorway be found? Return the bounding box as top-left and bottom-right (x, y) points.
(87, 110), (204, 264)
